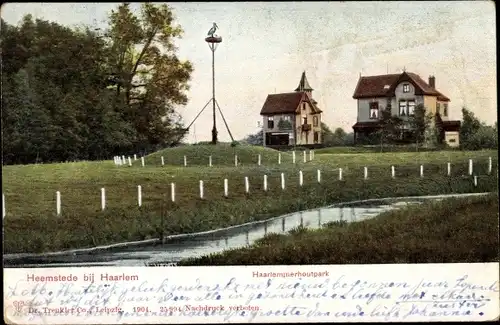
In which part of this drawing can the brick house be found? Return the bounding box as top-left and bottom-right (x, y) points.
(352, 71), (461, 147)
(260, 72), (323, 146)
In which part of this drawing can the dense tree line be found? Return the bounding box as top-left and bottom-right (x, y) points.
(1, 3), (193, 165)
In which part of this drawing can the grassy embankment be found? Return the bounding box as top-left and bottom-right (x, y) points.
(178, 194), (500, 265)
(2, 144), (497, 254)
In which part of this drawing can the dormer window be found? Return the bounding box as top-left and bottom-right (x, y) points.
(302, 103), (306, 110)
(383, 85), (390, 90)
(403, 84), (410, 93)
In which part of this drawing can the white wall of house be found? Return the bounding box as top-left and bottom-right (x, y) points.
(445, 131), (459, 147)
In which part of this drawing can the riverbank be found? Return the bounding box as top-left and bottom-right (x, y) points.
(2, 146), (497, 254)
(178, 193), (500, 265)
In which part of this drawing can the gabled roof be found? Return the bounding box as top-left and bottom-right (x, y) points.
(352, 71), (450, 102)
(260, 91), (322, 115)
(295, 71), (313, 92)
(260, 92), (304, 115)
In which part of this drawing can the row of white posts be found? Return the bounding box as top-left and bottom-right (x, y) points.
(3, 158), (493, 218)
(114, 151), (315, 167)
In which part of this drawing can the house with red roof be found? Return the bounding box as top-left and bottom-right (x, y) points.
(260, 72), (322, 146)
(352, 71), (461, 147)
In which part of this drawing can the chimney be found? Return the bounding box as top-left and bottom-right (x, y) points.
(429, 75), (436, 88)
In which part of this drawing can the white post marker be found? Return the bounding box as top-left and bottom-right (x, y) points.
(122, 155), (126, 164)
(309, 150), (312, 161)
(101, 188), (106, 211)
(224, 179), (229, 197)
(263, 174), (268, 191)
(391, 166), (395, 178)
(128, 157), (132, 166)
(299, 170), (303, 186)
(244, 176), (249, 193)
(235, 155), (238, 167)
(303, 151), (307, 163)
(420, 165), (424, 178)
(170, 183), (176, 203)
(2, 193), (5, 219)
(292, 151), (296, 164)
(339, 168), (343, 181)
(364, 166), (368, 180)
(468, 159), (473, 176)
(317, 169), (321, 183)
(447, 162), (451, 176)
(199, 180), (204, 199)
(114, 156), (117, 165)
(311, 150), (315, 160)
(56, 191), (61, 216)
(134, 154), (137, 161)
(141, 157), (145, 167)
(474, 176), (478, 187)
(281, 173), (285, 190)
(278, 152), (281, 165)
(184, 155), (187, 167)
(488, 157), (492, 175)
(258, 154), (261, 166)
(161, 156), (165, 166)
(209, 156), (212, 167)
(137, 185), (142, 207)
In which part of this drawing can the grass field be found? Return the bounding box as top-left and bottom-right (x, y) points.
(2, 144), (498, 254)
(178, 194), (500, 265)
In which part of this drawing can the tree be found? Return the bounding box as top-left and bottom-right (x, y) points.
(242, 130), (263, 146)
(1, 4), (193, 165)
(277, 118), (292, 131)
(104, 3), (193, 150)
(321, 123), (349, 146)
(376, 104), (403, 151)
(408, 104), (432, 149)
(460, 107), (482, 149)
(467, 125), (498, 150)
(321, 122), (335, 146)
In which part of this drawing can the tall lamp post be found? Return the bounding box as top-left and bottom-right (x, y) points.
(205, 23), (222, 144)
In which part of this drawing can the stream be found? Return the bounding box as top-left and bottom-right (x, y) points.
(3, 193), (487, 268)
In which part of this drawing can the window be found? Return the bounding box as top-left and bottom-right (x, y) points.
(303, 116), (308, 125)
(302, 103), (306, 110)
(403, 84), (410, 93)
(313, 116), (319, 127)
(449, 138), (456, 143)
(408, 101), (415, 116)
(267, 116), (274, 129)
(399, 101), (407, 116)
(314, 132), (319, 143)
(443, 104), (448, 117)
(283, 115), (291, 121)
(436, 103), (441, 115)
(369, 102), (379, 119)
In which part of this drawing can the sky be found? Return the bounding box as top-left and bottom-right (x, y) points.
(1, 1), (497, 143)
